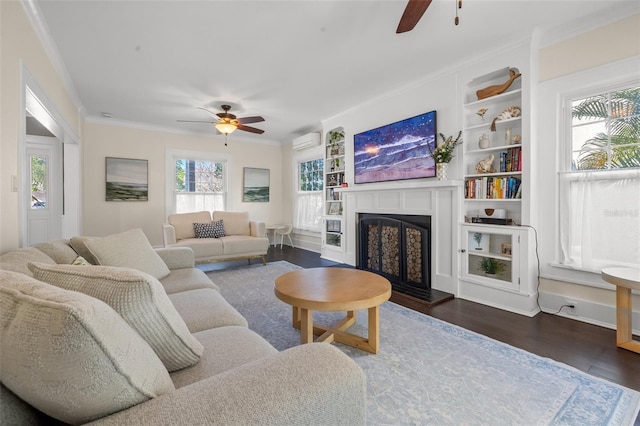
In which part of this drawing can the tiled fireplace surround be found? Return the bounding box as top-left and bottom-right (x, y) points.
(337, 182), (463, 296)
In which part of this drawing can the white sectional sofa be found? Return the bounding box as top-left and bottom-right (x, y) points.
(163, 211), (269, 265)
(0, 229), (366, 425)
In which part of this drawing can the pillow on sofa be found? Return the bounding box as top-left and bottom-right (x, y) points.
(0, 270), (174, 425)
(29, 262), (204, 372)
(213, 211), (250, 236)
(34, 240), (79, 264)
(80, 229), (170, 280)
(193, 220), (226, 238)
(0, 247), (55, 277)
(69, 236), (100, 264)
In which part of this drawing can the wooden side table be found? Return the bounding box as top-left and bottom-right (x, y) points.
(274, 268), (391, 354)
(601, 267), (640, 354)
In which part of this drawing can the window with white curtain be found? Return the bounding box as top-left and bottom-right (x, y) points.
(559, 84), (640, 272)
(173, 159), (226, 214)
(294, 158), (323, 233)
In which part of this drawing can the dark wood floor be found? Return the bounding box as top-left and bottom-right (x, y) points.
(263, 246), (640, 396)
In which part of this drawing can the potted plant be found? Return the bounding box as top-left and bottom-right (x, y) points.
(430, 131), (463, 180)
(477, 257), (505, 277)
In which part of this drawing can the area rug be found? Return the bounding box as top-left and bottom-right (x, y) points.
(205, 261), (640, 425)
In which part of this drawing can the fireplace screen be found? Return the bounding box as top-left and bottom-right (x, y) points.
(359, 214), (431, 291)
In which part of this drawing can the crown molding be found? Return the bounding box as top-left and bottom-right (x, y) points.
(539, 4), (640, 48)
(21, 0), (86, 118)
(84, 115), (282, 146)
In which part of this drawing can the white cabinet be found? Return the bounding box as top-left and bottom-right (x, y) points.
(460, 223), (538, 316)
(458, 65), (538, 317)
(321, 127), (346, 259)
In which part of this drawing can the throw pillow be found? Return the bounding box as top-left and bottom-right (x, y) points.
(29, 262), (204, 372)
(0, 270), (174, 425)
(71, 255), (91, 265)
(193, 220), (226, 238)
(81, 229), (171, 280)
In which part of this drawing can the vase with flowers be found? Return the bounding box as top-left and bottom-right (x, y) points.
(430, 131), (463, 180)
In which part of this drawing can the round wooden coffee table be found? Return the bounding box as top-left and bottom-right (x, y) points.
(274, 267), (391, 354)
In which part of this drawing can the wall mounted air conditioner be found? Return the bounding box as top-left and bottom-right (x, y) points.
(292, 132), (321, 150)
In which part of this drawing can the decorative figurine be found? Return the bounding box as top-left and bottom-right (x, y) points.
(475, 154), (496, 174)
(476, 68), (522, 100)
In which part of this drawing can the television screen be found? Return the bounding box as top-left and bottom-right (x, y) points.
(354, 110), (437, 184)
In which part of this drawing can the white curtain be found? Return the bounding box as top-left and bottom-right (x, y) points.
(294, 192), (323, 233)
(559, 169), (640, 272)
(175, 192), (225, 214)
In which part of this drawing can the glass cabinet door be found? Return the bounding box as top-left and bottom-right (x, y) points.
(461, 224), (519, 291)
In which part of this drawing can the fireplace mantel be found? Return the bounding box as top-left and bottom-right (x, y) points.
(335, 180), (463, 194)
(325, 183), (463, 296)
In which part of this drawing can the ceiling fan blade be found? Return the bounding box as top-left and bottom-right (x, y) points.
(238, 124), (265, 134)
(396, 0), (432, 33)
(177, 120), (216, 123)
(237, 116), (265, 124)
(197, 107), (218, 116)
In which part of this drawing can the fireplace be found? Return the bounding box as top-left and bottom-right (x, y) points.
(357, 213), (431, 300)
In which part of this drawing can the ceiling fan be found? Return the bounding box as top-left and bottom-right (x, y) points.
(178, 104), (265, 143)
(396, 0), (462, 33)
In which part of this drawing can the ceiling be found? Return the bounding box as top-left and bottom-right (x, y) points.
(33, 0), (637, 144)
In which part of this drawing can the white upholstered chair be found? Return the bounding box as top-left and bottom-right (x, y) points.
(274, 225), (294, 249)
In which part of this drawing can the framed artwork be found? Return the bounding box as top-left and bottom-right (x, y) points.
(105, 157), (148, 201)
(501, 243), (512, 257)
(243, 167), (270, 202)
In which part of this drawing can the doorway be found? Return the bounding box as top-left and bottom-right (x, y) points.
(24, 136), (63, 246)
(21, 67), (81, 247)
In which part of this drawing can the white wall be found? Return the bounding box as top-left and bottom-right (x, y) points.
(82, 120), (285, 246)
(0, 1), (81, 252)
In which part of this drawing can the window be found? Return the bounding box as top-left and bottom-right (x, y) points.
(570, 86), (639, 171)
(294, 158), (323, 232)
(559, 84), (640, 272)
(174, 159), (226, 214)
(30, 154), (47, 209)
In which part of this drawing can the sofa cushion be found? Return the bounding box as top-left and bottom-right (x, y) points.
(0, 270), (174, 425)
(82, 229), (171, 280)
(69, 236), (100, 264)
(160, 267), (220, 294)
(171, 326), (277, 389)
(34, 240), (79, 264)
(169, 211), (212, 241)
(168, 288), (248, 333)
(213, 211), (250, 236)
(221, 235), (270, 256)
(0, 247), (55, 277)
(194, 220), (225, 239)
(172, 238), (224, 259)
(29, 263), (204, 372)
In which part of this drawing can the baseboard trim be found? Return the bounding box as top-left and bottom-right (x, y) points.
(539, 291), (640, 335)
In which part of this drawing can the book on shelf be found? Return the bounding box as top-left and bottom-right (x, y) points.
(465, 176), (522, 199)
(498, 147), (522, 172)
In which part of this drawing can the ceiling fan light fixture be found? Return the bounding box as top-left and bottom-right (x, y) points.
(215, 122), (237, 135)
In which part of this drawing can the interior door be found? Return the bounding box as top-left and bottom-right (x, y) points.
(25, 137), (63, 246)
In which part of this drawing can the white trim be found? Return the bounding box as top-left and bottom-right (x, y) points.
(538, 3), (640, 49)
(20, 0), (86, 117)
(537, 55), (640, 289)
(86, 115), (282, 146)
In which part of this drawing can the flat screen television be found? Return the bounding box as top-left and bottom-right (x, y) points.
(354, 110), (437, 184)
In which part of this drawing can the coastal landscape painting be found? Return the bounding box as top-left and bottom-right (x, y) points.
(354, 110), (437, 184)
(105, 157), (148, 201)
(243, 167), (270, 202)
